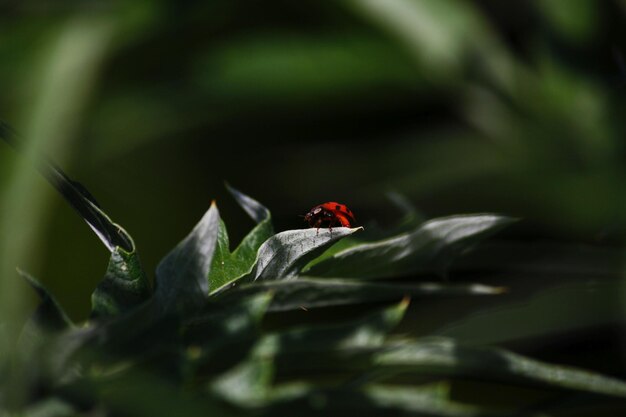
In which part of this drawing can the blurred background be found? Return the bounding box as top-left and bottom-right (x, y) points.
(0, 0), (625, 371)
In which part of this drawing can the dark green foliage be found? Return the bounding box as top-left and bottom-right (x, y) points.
(18, 269), (72, 332)
(2, 2), (626, 415)
(306, 215), (517, 278)
(4, 183), (625, 416)
(91, 247), (151, 319)
(209, 186), (274, 294)
(155, 202), (220, 315)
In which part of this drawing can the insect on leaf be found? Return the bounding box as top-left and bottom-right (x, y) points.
(307, 214), (515, 279)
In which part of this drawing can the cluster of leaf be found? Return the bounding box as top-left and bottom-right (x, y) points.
(3, 177), (626, 417)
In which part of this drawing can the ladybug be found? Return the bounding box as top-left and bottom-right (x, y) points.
(304, 202), (356, 232)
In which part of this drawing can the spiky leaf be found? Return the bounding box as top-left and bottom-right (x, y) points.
(209, 186), (273, 294)
(155, 203), (220, 315)
(307, 215), (515, 279)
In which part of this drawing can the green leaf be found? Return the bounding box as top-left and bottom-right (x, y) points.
(209, 186), (273, 294)
(250, 227), (363, 282)
(183, 292), (272, 376)
(301, 193), (422, 268)
(257, 298), (409, 358)
(20, 398), (77, 417)
(18, 268), (72, 332)
(60, 367), (238, 417)
(91, 245), (151, 319)
(155, 202), (220, 315)
(372, 337), (626, 398)
(225, 183), (271, 224)
(221, 278), (506, 312)
(210, 356), (274, 407)
(434, 279), (624, 345)
(185, 293), (271, 346)
(307, 214), (515, 279)
(16, 270), (73, 380)
(385, 190), (425, 231)
(242, 305), (409, 385)
(78, 301), (179, 363)
(263, 336), (626, 402)
(366, 384), (492, 417)
(265, 386), (506, 417)
(0, 121), (133, 253)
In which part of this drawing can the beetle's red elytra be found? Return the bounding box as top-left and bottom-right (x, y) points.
(304, 202), (356, 232)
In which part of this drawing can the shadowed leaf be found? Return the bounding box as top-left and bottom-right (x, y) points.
(18, 268), (72, 332)
(0, 121), (133, 253)
(257, 298), (409, 359)
(183, 292), (272, 376)
(371, 338), (626, 398)
(155, 203), (220, 315)
(19, 398), (77, 417)
(91, 245), (151, 319)
(434, 279), (624, 345)
(209, 186), (273, 294)
(219, 277), (505, 312)
(265, 385), (514, 417)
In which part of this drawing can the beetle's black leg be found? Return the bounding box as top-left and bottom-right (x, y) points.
(329, 218), (337, 236)
(314, 218), (323, 236)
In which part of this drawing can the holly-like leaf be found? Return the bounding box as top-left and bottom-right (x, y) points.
(307, 214), (515, 279)
(155, 202), (220, 315)
(91, 244), (151, 319)
(209, 186), (273, 294)
(219, 277), (505, 312)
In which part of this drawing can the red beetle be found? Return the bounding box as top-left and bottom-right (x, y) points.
(304, 202), (356, 232)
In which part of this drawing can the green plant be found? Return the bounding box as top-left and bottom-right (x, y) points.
(1, 137), (625, 416)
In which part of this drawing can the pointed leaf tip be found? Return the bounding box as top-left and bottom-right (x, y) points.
(225, 183), (271, 224)
(155, 203), (221, 314)
(17, 268), (72, 331)
(208, 187), (274, 294)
